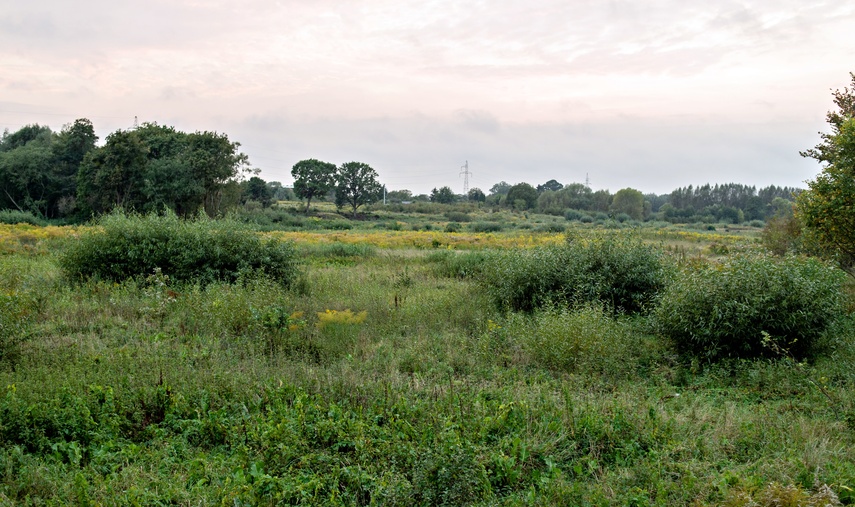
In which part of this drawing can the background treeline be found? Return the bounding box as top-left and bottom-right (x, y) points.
(2, 118), (799, 225)
(413, 180), (799, 225)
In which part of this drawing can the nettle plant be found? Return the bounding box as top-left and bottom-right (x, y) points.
(653, 253), (847, 360)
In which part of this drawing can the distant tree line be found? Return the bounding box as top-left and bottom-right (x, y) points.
(2, 118), (800, 225)
(412, 180), (799, 224)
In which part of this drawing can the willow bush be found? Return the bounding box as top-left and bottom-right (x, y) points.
(653, 253), (846, 360)
(59, 210), (298, 285)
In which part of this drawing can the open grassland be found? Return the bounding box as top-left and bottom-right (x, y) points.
(1, 217), (853, 506)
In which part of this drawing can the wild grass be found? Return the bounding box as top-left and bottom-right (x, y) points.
(0, 223), (853, 505)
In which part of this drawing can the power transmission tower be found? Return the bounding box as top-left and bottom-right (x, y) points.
(460, 160), (471, 197)
(585, 173), (591, 188)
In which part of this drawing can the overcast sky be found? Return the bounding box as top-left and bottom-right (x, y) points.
(2, 1), (853, 195)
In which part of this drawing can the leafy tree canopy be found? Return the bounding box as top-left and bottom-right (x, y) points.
(537, 179), (563, 193)
(335, 161), (382, 218)
(505, 183), (538, 210)
(292, 158), (338, 213)
(796, 73), (855, 274)
(430, 186), (456, 204)
(611, 188), (645, 220)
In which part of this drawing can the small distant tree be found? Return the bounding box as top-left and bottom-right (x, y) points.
(242, 176), (273, 207)
(610, 188), (644, 220)
(292, 158), (337, 213)
(489, 181), (511, 196)
(467, 187), (486, 202)
(335, 161), (382, 218)
(430, 186), (456, 204)
(536, 179), (563, 193)
(505, 183), (538, 210)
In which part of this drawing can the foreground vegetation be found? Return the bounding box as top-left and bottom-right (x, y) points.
(1, 211), (854, 506)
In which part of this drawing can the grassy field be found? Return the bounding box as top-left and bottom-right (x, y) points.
(1, 208), (853, 506)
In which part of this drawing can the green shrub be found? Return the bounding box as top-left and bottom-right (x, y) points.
(0, 210), (46, 226)
(480, 232), (669, 314)
(59, 211), (298, 285)
(534, 222), (566, 233)
(653, 254), (846, 360)
(469, 222), (503, 233)
(564, 209), (584, 221)
(444, 211), (471, 223)
(444, 222), (461, 233)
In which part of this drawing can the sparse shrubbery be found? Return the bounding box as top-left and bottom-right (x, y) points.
(480, 232), (670, 314)
(59, 210), (298, 285)
(653, 253), (846, 360)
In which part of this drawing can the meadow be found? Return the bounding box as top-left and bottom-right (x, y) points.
(0, 206), (853, 506)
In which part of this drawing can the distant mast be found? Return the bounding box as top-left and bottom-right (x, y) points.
(460, 160), (471, 198)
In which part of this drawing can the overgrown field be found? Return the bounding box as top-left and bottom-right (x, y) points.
(1, 213), (854, 506)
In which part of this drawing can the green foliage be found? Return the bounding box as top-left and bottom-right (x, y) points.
(335, 161), (382, 218)
(469, 221), (503, 233)
(59, 211), (298, 285)
(653, 254), (847, 360)
(611, 188), (645, 220)
(430, 186), (456, 204)
(444, 211), (470, 222)
(505, 305), (635, 373)
(0, 292), (32, 364)
(0, 210), (46, 226)
(505, 183), (538, 210)
(480, 232), (669, 313)
(291, 159), (337, 213)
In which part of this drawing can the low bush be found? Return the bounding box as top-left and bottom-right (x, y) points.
(444, 211), (471, 223)
(479, 232), (670, 314)
(59, 211), (298, 285)
(653, 254), (846, 360)
(564, 209), (585, 221)
(534, 222), (566, 233)
(469, 222), (503, 233)
(0, 210), (46, 226)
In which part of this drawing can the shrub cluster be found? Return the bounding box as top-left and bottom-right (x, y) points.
(480, 232), (670, 314)
(0, 210), (47, 226)
(653, 254), (846, 360)
(59, 211), (298, 285)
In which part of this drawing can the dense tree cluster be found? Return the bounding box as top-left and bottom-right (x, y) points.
(0, 119), (276, 220)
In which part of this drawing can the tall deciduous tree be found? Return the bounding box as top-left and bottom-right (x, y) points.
(185, 131), (249, 216)
(51, 119), (97, 217)
(505, 183), (538, 210)
(797, 73), (855, 274)
(0, 124), (54, 216)
(292, 159), (337, 213)
(335, 161), (382, 218)
(77, 129), (149, 215)
(430, 186), (456, 204)
(611, 188), (645, 220)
